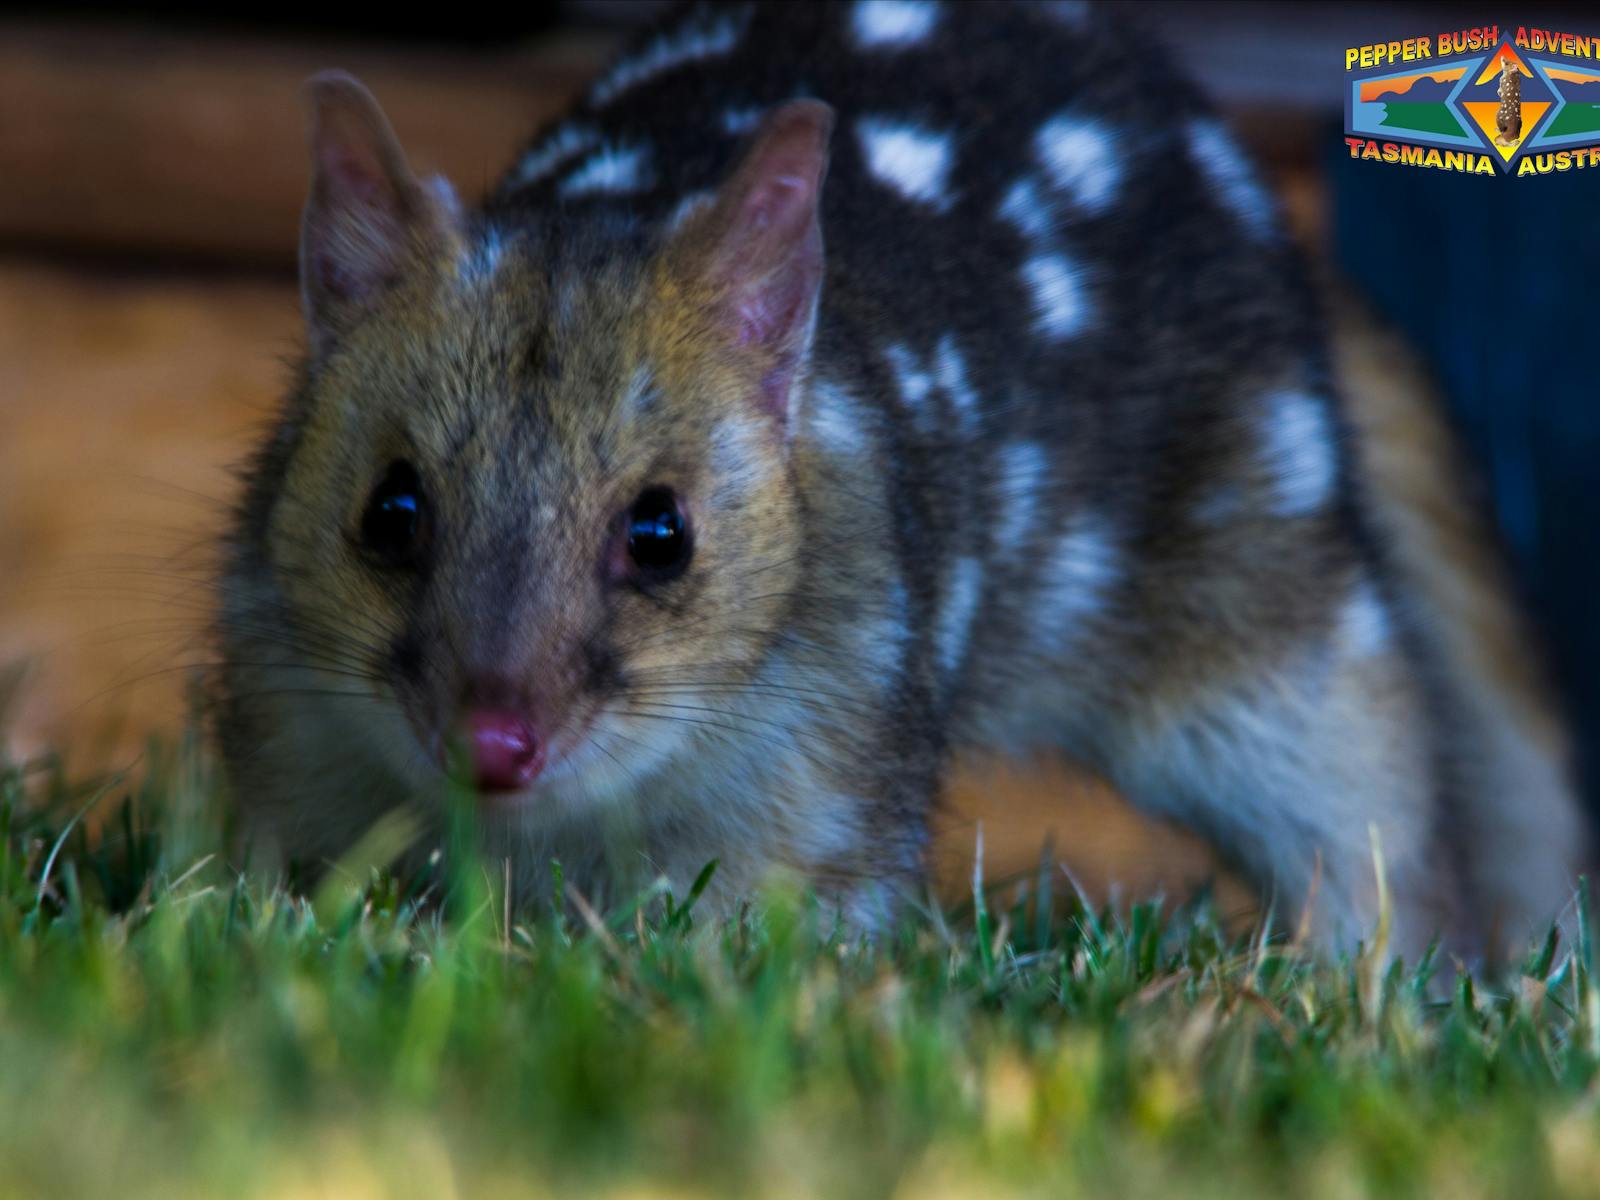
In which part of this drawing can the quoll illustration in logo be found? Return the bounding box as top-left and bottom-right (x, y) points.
(1495, 58), (1524, 146)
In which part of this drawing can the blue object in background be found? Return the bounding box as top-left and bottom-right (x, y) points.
(1330, 131), (1600, 806)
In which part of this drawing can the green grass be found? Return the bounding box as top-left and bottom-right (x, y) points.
(5, 723), (1600, 1198)
(1375, 102), (1470, 138)
(1547, 104), (1600, 137)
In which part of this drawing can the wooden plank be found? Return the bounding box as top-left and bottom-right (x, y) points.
(0, 18), (1350, 267)
(0, 23), (612, 265)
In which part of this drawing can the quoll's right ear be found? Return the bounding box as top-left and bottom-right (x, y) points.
(299, 72), (460, 353)
(663, 99), (834, 437)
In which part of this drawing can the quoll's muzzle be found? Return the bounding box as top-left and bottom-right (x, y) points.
(464, 709), (546, 792)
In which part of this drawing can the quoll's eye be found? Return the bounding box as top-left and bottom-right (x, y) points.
(360, 460), (428, 567)
(626, 487), (692, 579)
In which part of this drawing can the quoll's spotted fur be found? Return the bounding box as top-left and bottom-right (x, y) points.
(219, 0), (1587, 954)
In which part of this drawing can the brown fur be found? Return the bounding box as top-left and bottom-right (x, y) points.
(1334, 287), (1584, 953)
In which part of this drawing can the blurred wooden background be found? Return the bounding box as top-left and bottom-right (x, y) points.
(9, 2), (1451, 918)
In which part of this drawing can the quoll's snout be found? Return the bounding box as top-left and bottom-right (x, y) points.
(464, 709), (546, 793)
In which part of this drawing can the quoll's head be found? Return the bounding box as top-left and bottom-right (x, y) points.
(267, 73), (831, 812)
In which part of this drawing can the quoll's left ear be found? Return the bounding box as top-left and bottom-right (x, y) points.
(667, 99), (834, 434)
(300, 71), (462, 355)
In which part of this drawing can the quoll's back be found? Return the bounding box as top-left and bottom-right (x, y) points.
(219, 0), (1586, 953)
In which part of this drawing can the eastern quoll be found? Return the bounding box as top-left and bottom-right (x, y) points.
(1496, 59), (1524, 147)
(218, 0), (1588, 956)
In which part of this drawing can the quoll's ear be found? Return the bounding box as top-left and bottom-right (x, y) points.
(669, 99), (834, 433)
(300, 71), (460, 352)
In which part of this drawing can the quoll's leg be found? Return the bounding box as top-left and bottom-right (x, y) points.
(1101, 602), (1457, 956)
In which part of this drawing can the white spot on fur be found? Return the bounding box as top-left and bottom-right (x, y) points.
(1030, 116), (1120, 214)
(721, 106), (765, 136)
(885, 340), (978, 433)
(856, 577), (912, 688)
(1036, 114), (1120, 214)
(1021, 254), (1088, 340)
(426, 175), (463, 221)
(1338, 579), (1391, 659)
(559, 144), (654, 197)
(1042, 514), (1118, 644)
(590, 10), (748, 106)
(857, 119), (954, 211)
(803, 379), (875, 459)
(514, 124), (599, 186)
(666, 190), (715, 233)
(1186, 119), (1275, 239)
(886, 343), (934, 412)
(994, 442), (1050, 555)
(850, 0), (939, 48)
(933, 336), (978, 428)
(998, 177), (1054, 242)
(1261, 389), (1337, 517)
(939, 556), (984, 674)
(457, 228), (506, 287)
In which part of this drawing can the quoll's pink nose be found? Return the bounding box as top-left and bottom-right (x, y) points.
(465, 710), (546, 793)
